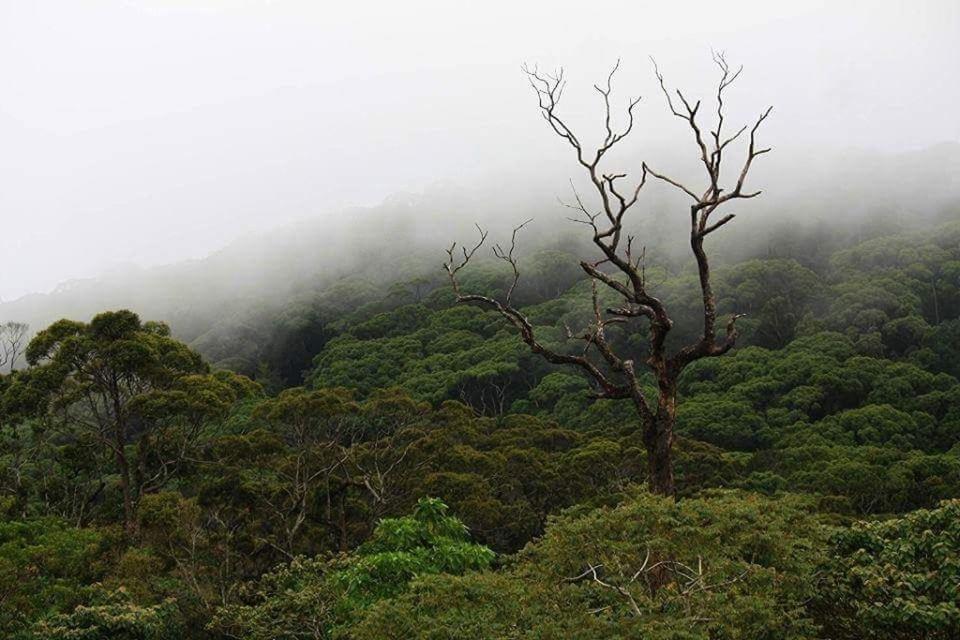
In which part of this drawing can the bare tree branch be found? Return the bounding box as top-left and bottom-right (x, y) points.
(0, 322), (28, 372)
(445, 56), (771, 496)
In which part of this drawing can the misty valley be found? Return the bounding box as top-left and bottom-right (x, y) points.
(2, 3), (960, 638)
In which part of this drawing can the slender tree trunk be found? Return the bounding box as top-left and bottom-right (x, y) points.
(338, 492), (348, 552)
(112, 389), (136, 536)
(115, 429), (135, 535)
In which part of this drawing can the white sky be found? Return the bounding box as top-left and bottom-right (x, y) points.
(2, 0), (959, 300)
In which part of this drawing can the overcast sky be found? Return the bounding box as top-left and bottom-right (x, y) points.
(2, 0), (958, 300)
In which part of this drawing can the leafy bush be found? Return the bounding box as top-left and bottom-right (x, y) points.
(210, 497), (493, 639)
(815, 500), (960, 639)
(352, 489), (826, 639)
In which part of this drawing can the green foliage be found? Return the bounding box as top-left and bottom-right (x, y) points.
(209, 498), (493, 639)
(1, 311), (258, 531)
(351, 490), (825, 639)
(0, 517), (111, 636)
(3, 221), (960, 638)
(815, 500), (960, 639)
(333, 498), (494, 613)
(32, 587), (182, 640)
(718, 258), (822, 348)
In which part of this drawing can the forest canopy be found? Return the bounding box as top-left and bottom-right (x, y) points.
(2, 0), (960, 636)
(2, 213), (959, 638)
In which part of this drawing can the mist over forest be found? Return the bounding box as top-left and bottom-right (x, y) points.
(2, 2), (960, 639)
(3, 141), (957, 374)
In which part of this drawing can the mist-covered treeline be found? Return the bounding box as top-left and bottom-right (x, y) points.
(4, 0), (960, 636)
(2, 199), (959, 637)
(2, 141), (958, 378)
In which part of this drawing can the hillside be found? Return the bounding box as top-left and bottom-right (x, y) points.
(3, 142), (958, 376)
(5, 1), (960, 636)
(2, 212), (959, 638)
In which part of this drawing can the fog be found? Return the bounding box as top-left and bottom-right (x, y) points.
(2, 0), (959, 304)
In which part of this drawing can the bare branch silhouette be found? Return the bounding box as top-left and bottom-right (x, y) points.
(445, 57), (772, 495)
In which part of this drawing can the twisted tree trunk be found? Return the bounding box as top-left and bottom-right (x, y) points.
(644, 401), (677, 496)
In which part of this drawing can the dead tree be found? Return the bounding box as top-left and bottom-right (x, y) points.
(0, 322), (28, 373)
(443, 55), (772, 496)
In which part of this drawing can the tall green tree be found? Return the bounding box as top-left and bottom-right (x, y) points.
(17, 311), (226, 534)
